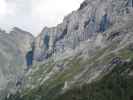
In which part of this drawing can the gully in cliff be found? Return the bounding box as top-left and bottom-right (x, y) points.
(25, 41), (35, 71)
(128, 0), (133, 7)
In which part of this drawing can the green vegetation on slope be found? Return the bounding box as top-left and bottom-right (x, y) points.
(54, 59), (133, 100)
(4, 44), (133, 100)
(5, 57), (133, 100)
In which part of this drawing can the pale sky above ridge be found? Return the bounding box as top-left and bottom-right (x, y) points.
(0, 0), (84, 36)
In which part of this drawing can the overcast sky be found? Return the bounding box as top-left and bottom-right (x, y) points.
(0, 0), (84, 36)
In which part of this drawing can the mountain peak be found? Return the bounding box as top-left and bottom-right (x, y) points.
(10, 27), (34, 38)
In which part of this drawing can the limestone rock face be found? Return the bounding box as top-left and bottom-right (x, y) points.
(0, 28), (34, 99)
(10, 27), (34, 56)
(34, 0), (133, 61)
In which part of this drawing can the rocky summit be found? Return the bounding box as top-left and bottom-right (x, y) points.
(1, 0), (133, 100)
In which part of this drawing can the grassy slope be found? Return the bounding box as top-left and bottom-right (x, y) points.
(54, 61), (133, 100)
(5, 42), (133, 100)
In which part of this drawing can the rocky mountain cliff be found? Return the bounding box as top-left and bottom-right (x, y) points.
(34, 0), (133, 60)
(10, 27), (34, 56)
(0, 28), (33, 99)
(1, 0), (133, 100)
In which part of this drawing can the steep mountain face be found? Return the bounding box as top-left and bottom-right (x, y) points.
(0, 28), (33, 99)
(10, 27), (34, 56)
(34, 0), (133, 61)
(2, 0), (133, 100)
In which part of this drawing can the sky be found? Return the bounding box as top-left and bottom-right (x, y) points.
(0, 0), (84, 36)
